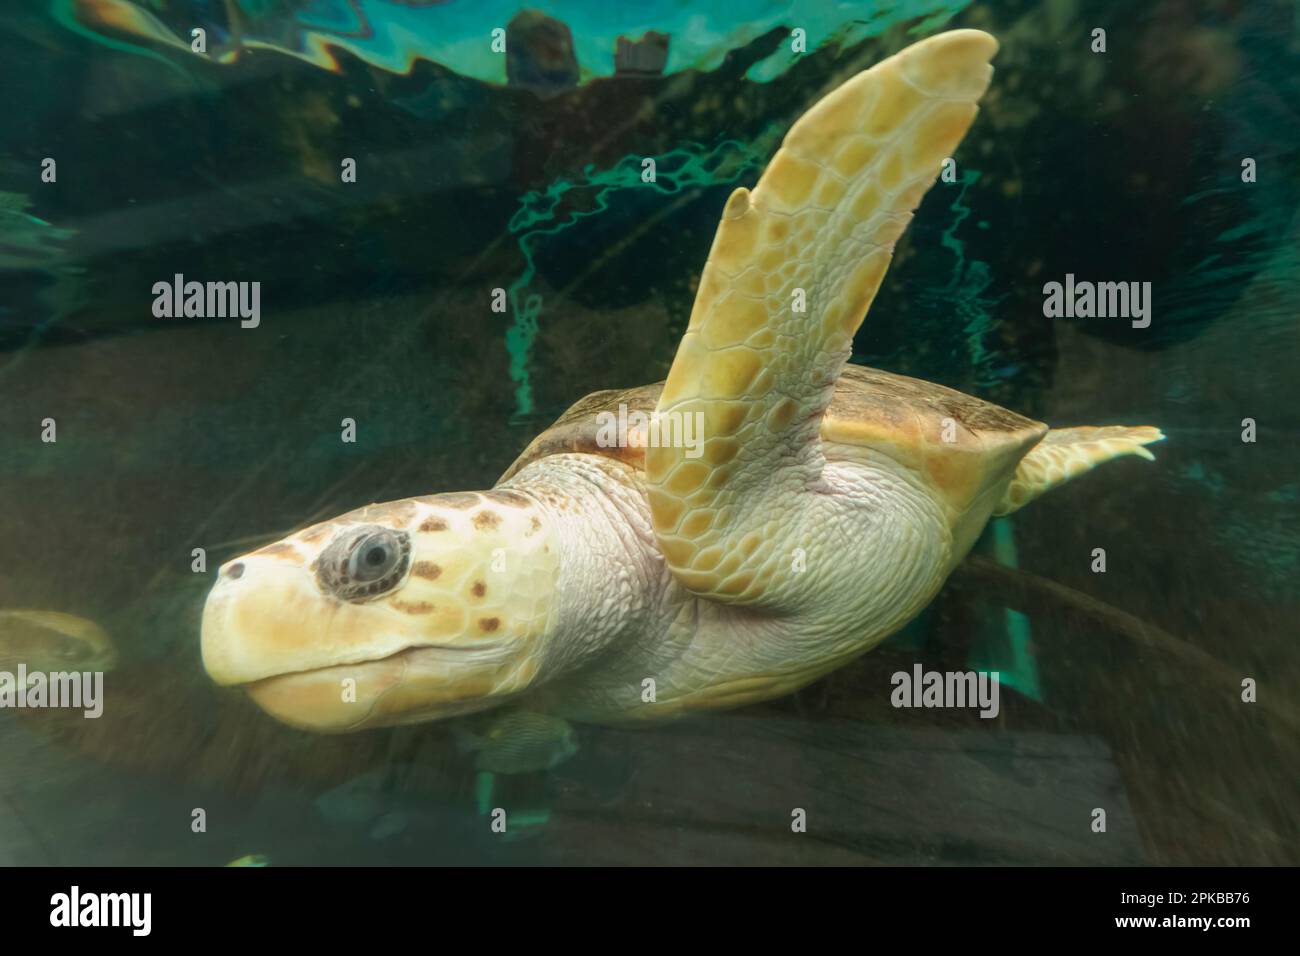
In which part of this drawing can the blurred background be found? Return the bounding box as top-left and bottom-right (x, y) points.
(0, 0), (1297, 864)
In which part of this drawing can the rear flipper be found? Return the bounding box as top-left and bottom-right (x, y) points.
(993, 426), (1165, 516)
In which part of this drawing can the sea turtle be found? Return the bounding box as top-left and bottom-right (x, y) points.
(201, 30), (1163, 734)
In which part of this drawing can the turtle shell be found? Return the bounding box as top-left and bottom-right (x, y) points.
(497, 364), (1047, 517)
(497, 381), (662, 483)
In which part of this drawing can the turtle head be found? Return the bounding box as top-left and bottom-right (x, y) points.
(201, 491), (560, 731)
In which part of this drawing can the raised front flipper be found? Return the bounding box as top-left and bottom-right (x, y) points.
(646, 30), (999, 604)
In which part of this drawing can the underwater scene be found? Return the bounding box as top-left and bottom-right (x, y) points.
(1, 0), (1297, 870)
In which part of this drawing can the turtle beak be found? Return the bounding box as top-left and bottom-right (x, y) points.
(243, 644), (524, 732)
(200, 496), (562, 731)
(201, 553), (528, 731)
(201, 553), (416, 688)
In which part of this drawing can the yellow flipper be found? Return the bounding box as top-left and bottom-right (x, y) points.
(646, 30), (999, 603)
(993, 426), (1166, 516)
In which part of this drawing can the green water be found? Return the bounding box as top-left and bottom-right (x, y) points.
(1, 0), (1297, 865)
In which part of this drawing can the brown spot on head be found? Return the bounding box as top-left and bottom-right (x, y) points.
(391, 599), (436, 615)
(411, 561), (442, 581)
(299, 525), (332, 544)
(489, 490), (530, 508)
(472, 510), (501, 531)
(479, 617), (500, 633)
(526, 516), (542, 536)
(471, 581), (486, 597)
(418, 516), (448, 533)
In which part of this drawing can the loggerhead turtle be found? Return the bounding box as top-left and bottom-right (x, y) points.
(201, 30), (1163, 733)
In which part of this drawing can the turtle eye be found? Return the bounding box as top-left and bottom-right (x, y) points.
(316, 525), (411, 602)
(349, 534), (398, 582)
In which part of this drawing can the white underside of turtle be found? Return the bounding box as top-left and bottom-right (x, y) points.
(200, 30), (1163, 737)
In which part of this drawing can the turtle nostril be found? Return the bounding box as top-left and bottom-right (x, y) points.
(226, 562), (245, 580)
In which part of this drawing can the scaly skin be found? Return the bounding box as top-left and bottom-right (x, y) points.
(645, 30), (998, 607)
(507, 451), (950, 723)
